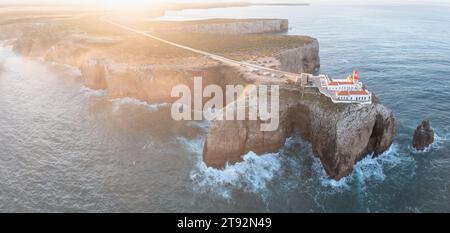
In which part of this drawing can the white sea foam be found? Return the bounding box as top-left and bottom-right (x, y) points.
(47, 61), (82, 77)
(180, 124), (417, 200)
(111, 97), (170, 112)
(411, 132), (449, 154)
(314, 143), (414, 192)
(177, 136), (204, 154)
(190, 151), (282, 199)
(178, 134), (283, 199)
(181, 134), (302, 200)
(79, 85), (107, 97)
(187, 121), (211, 134)
(70, 68), (82, 77)
(0, 45), (16, 60)
(182, 133), (412, 199)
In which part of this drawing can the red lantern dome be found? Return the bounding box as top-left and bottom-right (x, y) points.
(353, 70), (358, 81)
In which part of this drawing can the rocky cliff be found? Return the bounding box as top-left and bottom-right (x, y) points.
(412, 118), (434, 150)
(203, 88), (396, 180)
(168, 19), (289, 34)
(10, 30), (247, 103)
(277, 39), (320, 74)
(4, 18), (395, 181)
(6, 19), (318, 105)
(246, 38), (320, 75)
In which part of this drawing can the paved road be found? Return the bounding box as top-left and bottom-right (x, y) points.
(102, 18), (301, 80)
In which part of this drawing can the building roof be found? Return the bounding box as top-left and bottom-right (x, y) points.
(327, 81), (355, 86)
(336, 90), (369, 96)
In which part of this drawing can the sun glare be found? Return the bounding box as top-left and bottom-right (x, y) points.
(95, 0), (162, 9)
(102, 0), (156, 8)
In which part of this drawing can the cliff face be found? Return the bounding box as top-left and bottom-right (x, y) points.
(80, 59), (108, 90)
(5, 19), (395, 180)
(101, 63), (245, 103)
(203, 89), (396, 180)
(8, 25), (247, 104)
(169, 19), (289, 34)
(0, 23), (37, 41)
(298, 95), (396, 179)
(277, 39), (320, 74)
(247, 39), (320, 75)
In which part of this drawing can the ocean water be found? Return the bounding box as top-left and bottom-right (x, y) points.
(1, 4), (450, 212)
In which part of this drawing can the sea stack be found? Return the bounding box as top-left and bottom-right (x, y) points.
(412, 118), (434, 150)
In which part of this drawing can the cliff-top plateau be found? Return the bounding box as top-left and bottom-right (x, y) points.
(0, 6), (395, 180)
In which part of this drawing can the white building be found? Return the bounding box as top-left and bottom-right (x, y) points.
(334, 90), (372, 102)
(323, 70), (362, 91)
(319, 70), (372, 104)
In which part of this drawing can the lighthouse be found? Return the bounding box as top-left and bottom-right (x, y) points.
(352, 70), (358, 82)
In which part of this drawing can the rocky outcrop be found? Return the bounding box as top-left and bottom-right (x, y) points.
(0, 23), (37, 41)
(80, 58), (108, 90)
(105, 63), (247, 103)
(412, 118), (434, 150)
(310, 99), (396, 179)
(203, 89), (396, 180)
(277, 38), (320, 74)
(12, 24), (74, 57)
(8, 25), (248, 104)
(170, 19), (289, 34)
(6, 19), (395, 180)
(246, 38), (320, 75)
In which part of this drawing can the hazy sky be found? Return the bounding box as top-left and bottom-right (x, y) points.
(1, 0), (449, 7)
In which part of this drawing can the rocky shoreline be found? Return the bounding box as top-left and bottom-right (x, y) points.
(0, 16), (395, 180)
(203, 87), (396, 180)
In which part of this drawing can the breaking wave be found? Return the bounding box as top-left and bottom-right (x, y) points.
(191, 151), (282, 199)
(179, 134), (280, 199)
(111, 97), (170, 112)
(79, 85), (107, 97)
(411, 132), (449, 154)
(177, 136), (204, 155)
(181, 129), (416, 201)
(314, 143), (416, 193)
(182, 134), (302, 200)
(47, 61), (82, 77)
(187, 121), (211, 134)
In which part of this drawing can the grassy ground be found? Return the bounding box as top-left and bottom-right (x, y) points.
(1, 8), (314, 63)
(152, 31), (314, 60)
(63, 16), (314, 62)
(119, 18), (314, 60)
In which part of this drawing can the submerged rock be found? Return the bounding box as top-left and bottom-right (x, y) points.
(412, 118), (434, 150)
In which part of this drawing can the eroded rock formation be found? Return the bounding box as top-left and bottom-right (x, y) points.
(277, 39), (320, 74)
(412, 118), (434, 150)
(2, 18), (395, 181)
(203, 89), (396, 180)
